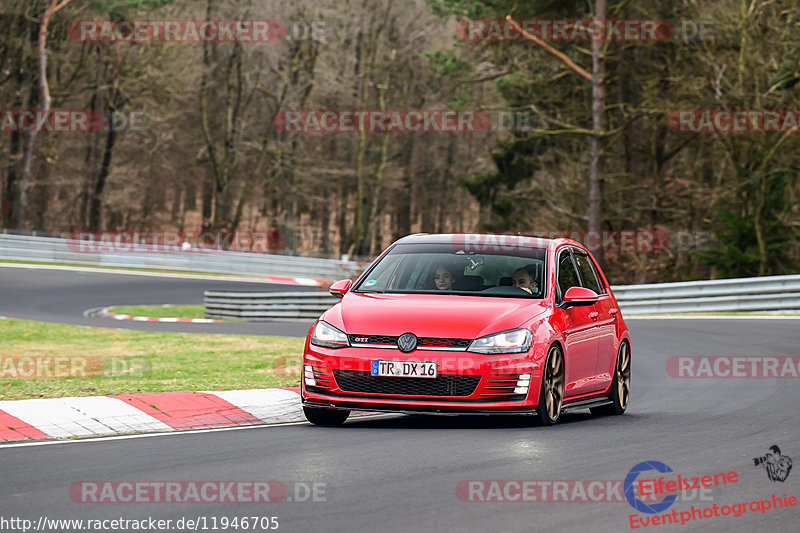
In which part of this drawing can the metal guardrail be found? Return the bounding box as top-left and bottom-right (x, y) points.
(0, 233), (360, 280)
(4, 232), (798, 318)
(611, 275), (800, 314)
(204, 291), (339, 321)
(204, 275), (800, 320)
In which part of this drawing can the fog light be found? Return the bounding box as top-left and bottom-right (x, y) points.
(514, 373), (531, 395)
(304, 364), (317, 387)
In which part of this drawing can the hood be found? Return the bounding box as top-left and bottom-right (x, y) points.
(322, 292), (548, 339)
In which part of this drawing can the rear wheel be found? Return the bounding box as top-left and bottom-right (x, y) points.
(591, 341), (630, 416)
(303, 406), (350, 426)
(536, 345), (565, 426)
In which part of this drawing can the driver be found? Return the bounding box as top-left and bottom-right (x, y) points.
(511, 266), (538, 294)
(433, 266), (455, 290)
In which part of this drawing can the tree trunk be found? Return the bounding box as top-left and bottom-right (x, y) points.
(89, 117), (116, 231)
(367, 82), (390, 256)
(17, 0), (73, 229)
(3, 129), (22, 228)
(83, 40), (106, 228)
(347, 32), (373, 254)
(89, 47), (119, 231)
(392, 136), (415, 241)
(588, 0), (606, 243)
(201, 169), (214, 232)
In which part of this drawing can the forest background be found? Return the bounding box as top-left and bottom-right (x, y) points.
(1, 0), (798, 284)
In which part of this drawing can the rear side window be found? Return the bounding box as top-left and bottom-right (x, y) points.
(574, 253), (604, 294)
(557, 251), (580, 299)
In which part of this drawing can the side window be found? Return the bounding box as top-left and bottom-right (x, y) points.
(557, 251), (580, 300)
(574, 253), (604, 294)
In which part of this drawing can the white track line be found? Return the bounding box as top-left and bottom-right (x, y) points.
(0, 414), (397, 449)
(0, 421), (309, 448)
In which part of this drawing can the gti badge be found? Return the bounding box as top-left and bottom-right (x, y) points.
(397, 333), (418, 353)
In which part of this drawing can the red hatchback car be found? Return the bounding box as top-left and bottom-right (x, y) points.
(301, 234), (631, 426)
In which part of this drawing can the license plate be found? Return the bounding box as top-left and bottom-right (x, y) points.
(371, 360), (437, 378)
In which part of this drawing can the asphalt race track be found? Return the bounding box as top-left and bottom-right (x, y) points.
(1, 266), (799, 532)
(0, 265), (315, 336)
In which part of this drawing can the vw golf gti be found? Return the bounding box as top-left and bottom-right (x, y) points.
(301, 233), (631, 426)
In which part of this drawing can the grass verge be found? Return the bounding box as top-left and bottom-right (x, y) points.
(0, 318), (303, 400)
(108, 305), (206, 319)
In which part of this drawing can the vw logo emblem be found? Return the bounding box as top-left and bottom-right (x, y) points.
(397, 333), (418, 353)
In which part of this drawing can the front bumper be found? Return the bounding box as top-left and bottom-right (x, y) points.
(302, 344), (544, 414)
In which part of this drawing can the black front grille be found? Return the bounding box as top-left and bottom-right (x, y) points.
(349, 334), (397, 345)
(333, 370), (480, 397)
(348, 334), (472, 349)
(419, 337), (471, 348)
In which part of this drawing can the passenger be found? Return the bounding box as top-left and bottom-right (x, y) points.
(511, 266), (538, 294)
(432, 266), (455, 290)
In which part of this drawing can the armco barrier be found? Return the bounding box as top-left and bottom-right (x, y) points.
(204, 291), (339, 321)
(204, 275), (800, 320)
(4, 232), (799, 318)
(611, 275), (800, 314)
(0, 233), (360, 281)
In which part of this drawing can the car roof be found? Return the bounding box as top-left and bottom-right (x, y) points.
(395, 233), (577, 250)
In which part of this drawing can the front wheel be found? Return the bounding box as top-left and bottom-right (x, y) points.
(591, 341), (631, 416)
(536, 345), (565, 426)
(303, 406), (350, 426)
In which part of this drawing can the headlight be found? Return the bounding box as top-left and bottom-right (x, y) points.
(468, 329), (532, 354)
(311, 321), (349, 349)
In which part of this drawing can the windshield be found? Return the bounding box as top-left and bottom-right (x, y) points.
(354, 243), (547, 298)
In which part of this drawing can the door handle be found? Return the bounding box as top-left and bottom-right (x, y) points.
(589, 312), (599, 320)
(609, 308), (618, 316)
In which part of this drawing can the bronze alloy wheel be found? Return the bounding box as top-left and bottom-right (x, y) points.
(591, 341), (631, 416)
(537, 345), (565, 425)
(616, 342), (631, 409)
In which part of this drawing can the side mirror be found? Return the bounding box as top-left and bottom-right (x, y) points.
(329, 279), (352, 298)
(560, 287), (599, 309)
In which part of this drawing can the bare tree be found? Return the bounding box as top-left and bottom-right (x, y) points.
(16, 0), (74, 229)
(506, 0), (607, 244)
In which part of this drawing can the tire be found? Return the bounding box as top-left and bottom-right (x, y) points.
(303, 406), (350, 426)
(591, 341), (631, 416)
(536, 345), (565, 426)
